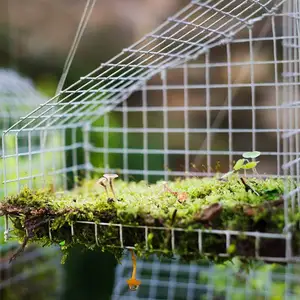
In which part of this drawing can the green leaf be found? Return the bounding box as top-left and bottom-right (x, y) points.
(59, 240), (65, 246)
(233, 159), (246, 170)
(241, 161), (259, 170)
(242, 151), (261, 159)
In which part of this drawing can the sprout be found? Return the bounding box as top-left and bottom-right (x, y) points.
(103, 174), (118, 199)
(127, 250), (141, 291)
(97, 177), (109, 198)
(242, 161), (259, 170)
(242, 151), (261, 159)
(242, 151), (261, 175)
(221, 151), (261, 179)
(233, 159), (246, 171)
(220, 170), (235, 180)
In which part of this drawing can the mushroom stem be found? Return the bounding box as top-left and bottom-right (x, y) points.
(103, 174), (118, 199)
(131, 250), (137, 279)
(109, 179), (116, 198)
(126, 250), (141, 291)
(97, 177), (109, 198)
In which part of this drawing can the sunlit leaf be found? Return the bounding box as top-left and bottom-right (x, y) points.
(233, 159), (246, 170)
(59, 240), (65, 246)
(242, 151), (261, 159)
(241, 161), (259, 169)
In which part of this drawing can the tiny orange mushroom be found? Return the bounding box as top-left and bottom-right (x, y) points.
(177, 191), (188, 203)
(126, 250), (141, 291)
(162, 181), (188, 203)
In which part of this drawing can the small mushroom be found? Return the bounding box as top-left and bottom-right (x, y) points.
(97, 177), (109, 198)
(103, 174), (118, 199)
(177, 192), (188, 203)
(162, 181), (188, 203)
(126, 250), (141, 291)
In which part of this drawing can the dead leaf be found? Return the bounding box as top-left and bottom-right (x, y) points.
(194, 203), (223, 222)
(243, 197), (284, 216)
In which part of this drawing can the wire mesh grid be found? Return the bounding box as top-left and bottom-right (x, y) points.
(111, 251), (300, 300)
(1, 0), (300, 254)
(1, 0), (300, 296)
(2, 0), (288, 131)
(85, 0), (300, 223)
(0, 69), (48, 196)
(39, 219), (293, 263)
(0, 69), (62, 298)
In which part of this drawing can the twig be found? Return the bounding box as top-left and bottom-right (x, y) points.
(240, 177), (259, 196)
(171, 209), (177, 226)
(9, 217), (52, 263)
(9, 236), (30, 263)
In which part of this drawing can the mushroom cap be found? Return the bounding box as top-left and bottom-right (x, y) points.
(103, 173), (119, 179)
(127, 278), (141, 291)
(97, 177), (107, 185)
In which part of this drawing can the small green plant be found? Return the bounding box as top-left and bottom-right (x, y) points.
(221, 151), (261, 179)
(59, 241), (65, 246)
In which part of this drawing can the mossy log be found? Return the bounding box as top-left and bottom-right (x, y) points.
(0, 175), (299, 264)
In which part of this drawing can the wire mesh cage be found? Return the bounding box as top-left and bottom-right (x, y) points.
(1, 0), (300, 298)
(0, 69), (62, 299)
(111, 252), (300, 300)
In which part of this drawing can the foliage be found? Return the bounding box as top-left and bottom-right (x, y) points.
(222, 151), (261, 179)
(0, 175), (297, 265)
(199, 258), (300, 299)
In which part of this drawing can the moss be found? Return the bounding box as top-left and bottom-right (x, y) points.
(0, 175), (299, 264)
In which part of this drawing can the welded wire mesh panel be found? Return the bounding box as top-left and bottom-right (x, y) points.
(0, 72), (76, 198)
(0, 69), (62, 298)
(0, 73), (86, 197)
(2, 0), (300, 297)
(0, 69), (47, 197)
(112, 252), (300, 300)
(5, 0), (286, 131)
(101, 0), (300, 296)
(1, 125), (82, 197)
(87, 1), (291, 182)
(281, 0), (300, 217)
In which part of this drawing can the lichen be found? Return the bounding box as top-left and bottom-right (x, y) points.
(0, 175), (299, 264)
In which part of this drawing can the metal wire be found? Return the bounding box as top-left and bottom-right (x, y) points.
(0, 69), (62, 296)
(2, 0), (300, 298)
(3, 0), (287, 131)
(111, 251), (300, 300)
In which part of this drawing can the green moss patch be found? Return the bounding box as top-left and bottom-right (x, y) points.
(0, 175), (298, 263)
